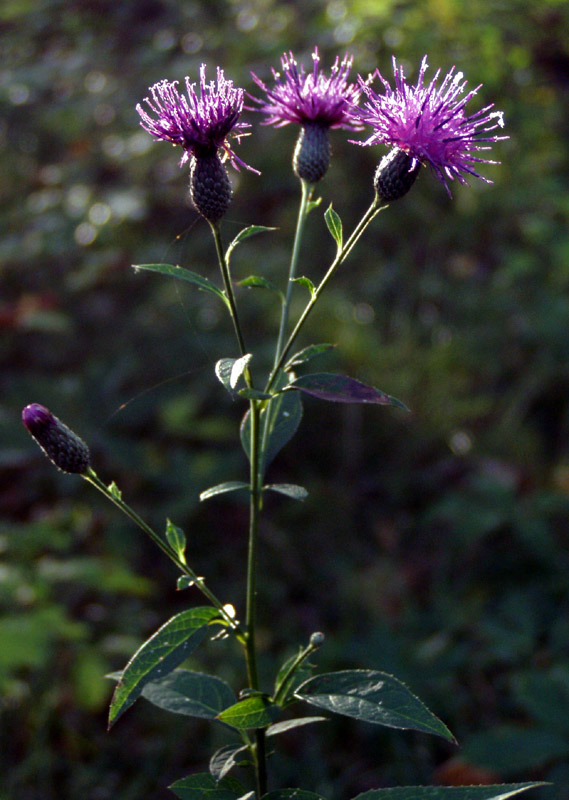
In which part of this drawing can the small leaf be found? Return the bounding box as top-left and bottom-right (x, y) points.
(200, 482), (249, 502)
(287, 373), (409, 409)
(350, 784), (547, 800)
(296, 670), (455, 743)
(108, 606), (220, 728)
(238, 388), (273, 400)
(266, 716), (328, 737)
(240, 387), (302, 470)
(284, 344), (336, 371)
(274, 651), (315, 705)
(307, 197), (323, 214)
(141, 669), (236, 719)
(226, 225), (276, 264)
(324, 204), (343, 250)
(238, 275), (284, 300)
(108, 481), (122, 500)
(216, 359), (238, 396)
(166, 519), (186, 560)
(210, 744), (250, 781)
(170, 773), (245, 800)
(230, 354), (252, 389)
(217, 695), (280, 730)
(177, 575), (202, 591)
(264, 484), (308, 501)
(133, 264), (229, 308)
(292, 276), (316, 297)
(263, 791), (327, 800)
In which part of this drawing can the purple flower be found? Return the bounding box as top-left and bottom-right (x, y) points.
(136, 65), (257, 173)
(249, 47), (361, 130)
(22, 403), (91, 474)
(352, 56), (507, 196)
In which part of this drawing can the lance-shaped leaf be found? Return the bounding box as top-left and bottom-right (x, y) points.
(210, 743), (250, 782)
(295, 670), (455, 743)
(292, 276), (316, 298)
(241, 389), (302, 470)
(264, 484), (308, 501)
(200, 482), (249, 502)
(108, 606), (220, 728)
(266, 717), (328, 737)
(238, 275), (284, 301)
(350, 784), (547, 800)
(324, 204), (343, 251)
(166, 519), (186, 561)
(284, 343), (336, 371)
(141, 669), (236, 719)
(217, 695), (280, 730)
(225, 225), (276, 264)
(286, 374), (408, 409)
(170, 773), (245, 800)
(133, 264), (229, 308)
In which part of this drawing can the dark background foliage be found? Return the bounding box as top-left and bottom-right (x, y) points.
(2, 0), (569, 798)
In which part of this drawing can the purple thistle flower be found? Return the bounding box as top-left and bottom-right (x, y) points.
(352, 56), (508, 197)
(249, 47), (362, 183)
(249, 47), (361, 130)
(137, 65), (256, 173)
(22, 403), (91, 474)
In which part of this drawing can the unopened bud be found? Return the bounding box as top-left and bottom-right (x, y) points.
(374, 148), (421, 202)
(22, 403), (91, 474)
(189, 150), (232, 223)
(309, 631), (325, 648)
(293, 122), (330, 184)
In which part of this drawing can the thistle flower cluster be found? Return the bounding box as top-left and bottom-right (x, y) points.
(22, 404), (91, 474)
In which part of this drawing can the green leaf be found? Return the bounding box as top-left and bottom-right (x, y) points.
(133, 264), (229, 308)
(226, 225), (276, 264)
(170, 772), (245, 800)
(264, 484), (308, 501)
(324, 204), (343, 250)
(200, 482), (250, 502)
(296, 670), (455, 743)
(287, 373), (409, 409)
(263, 791), (326, 800)
(266, 716), (328, 737)
(306, 197), (322, 214)
(240, 388), (302, 470)
(217, 695), (280, 730)
(238, 388), (273, 400)
(108, 606), (220, 728)
(350, 785), (547, 800)
(166, 519), (186, 560)
(292, 276), (316, 298)
(210, 743), (250, 781)
(238, 275), (284, 300)
(274, 651), (315, 705)
(215, 355), (252, 394)
(177, 575), (201, 591)
(108, 481), (122, 500)
(284, 344), (336, 371)
(141, 669), (236, 719)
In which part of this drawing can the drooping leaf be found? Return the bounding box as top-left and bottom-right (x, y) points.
(264, 484), (308, 501)
(287, 374), (409, 409)
(133, 264), (229, 308)
(296, 670), (455, 743)
(200, 482), (250, 501)
(165, 519), (186, 561)
(324, 204), (343, 250)
(266, 717), (328, 737)
(108, 606), (220, 728)
(141, 669), (236, 719)
(262, 791), (327, 800)
(209, 744), (250, 782)
(292, 276), (316, 297)
(170, 772), (245, 800)
(284, 344), (336, 371)
(350, 784), (547, 800)
(225, 225), (277, 264)
(238, 275), (284, 300)
(240, 389), (302, 470)
(217, 695), (280, 730)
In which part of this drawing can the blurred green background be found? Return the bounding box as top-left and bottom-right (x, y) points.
(2, 0), (569, 798)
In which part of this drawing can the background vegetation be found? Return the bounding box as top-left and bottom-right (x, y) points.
(2, 0), (569, 798)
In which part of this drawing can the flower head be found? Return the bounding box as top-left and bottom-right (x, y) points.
(22, 403), (91, 474)
(353, 56), (507, 195)
(136, 65), (257, 172)
(249, 47), (361, 130)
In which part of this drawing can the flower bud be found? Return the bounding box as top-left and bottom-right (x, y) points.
(293, 122), (330, 184)
(22, 403), (91, 474)
(309, 631), (325, 648)
(189, 151), (232, 223)
(374, 148), (421, 202)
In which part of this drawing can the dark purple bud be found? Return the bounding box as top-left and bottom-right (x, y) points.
(374, 148), (421, 202)
(293, 122), (330, 183)
(189, 151), (233, 223)
(22, 403), (91, 474)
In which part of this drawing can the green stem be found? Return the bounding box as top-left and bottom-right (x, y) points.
(210, 222), (252, 386)
(266, 197), (386, 394)
(274, 179), (313, 365)
(273, 636), (323, 706)
(82, 468), (240, 633)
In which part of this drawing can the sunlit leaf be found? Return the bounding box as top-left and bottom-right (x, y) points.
(141, 669), (235, 719)
(200, 482), (249, 501)
(226, 225), (276, 264)
(133, 264), (229, 308)
(350, 784), (547, 800)
(264, 484), (308, 501)
(324, 204), (343, 250)
(217, 695), (280, 730)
